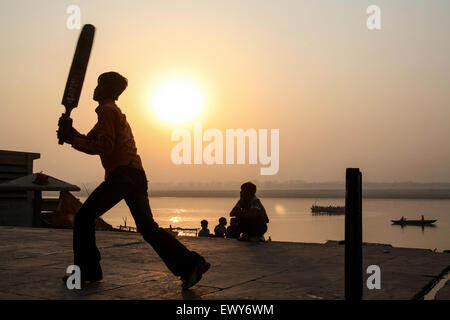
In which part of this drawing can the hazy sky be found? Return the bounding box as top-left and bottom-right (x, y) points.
(1, 0), (449, 185)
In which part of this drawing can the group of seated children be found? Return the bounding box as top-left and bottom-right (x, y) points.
(198, 182), (269, 242)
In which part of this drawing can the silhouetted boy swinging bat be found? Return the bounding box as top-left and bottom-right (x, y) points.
(57, 25), (210, 289)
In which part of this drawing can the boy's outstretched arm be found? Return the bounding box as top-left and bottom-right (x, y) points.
(64, 108), (116, 156)
(71, 107), (116, 155)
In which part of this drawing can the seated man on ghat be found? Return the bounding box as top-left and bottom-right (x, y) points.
(229, 182), (269, 242)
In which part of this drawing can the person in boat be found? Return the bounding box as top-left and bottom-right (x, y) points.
(226, 218), (240, 239)
(198, 219), (210, 237)
(230, 182), (269, 242)
(214, 217), (227, 237)
(57, 72), (210, 289)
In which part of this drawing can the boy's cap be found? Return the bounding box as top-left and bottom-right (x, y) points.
(98, 71), (128, 99)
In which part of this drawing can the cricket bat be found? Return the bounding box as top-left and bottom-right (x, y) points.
(59, 24), (95, 145)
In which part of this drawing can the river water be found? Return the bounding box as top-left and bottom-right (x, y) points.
(88, 197), (450, 251)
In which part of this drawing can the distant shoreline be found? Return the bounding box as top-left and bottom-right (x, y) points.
(146, 189), (450, 199)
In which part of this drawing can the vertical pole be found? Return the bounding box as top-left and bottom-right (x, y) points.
(345, 168), (362, 300)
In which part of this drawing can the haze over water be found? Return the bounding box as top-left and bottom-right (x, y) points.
(99, 196), (450, 252)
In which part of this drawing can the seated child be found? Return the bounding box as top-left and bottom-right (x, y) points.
(198, 219), (210, 237)
(214, 217), (227, 237)
(226, 217), (240, 239)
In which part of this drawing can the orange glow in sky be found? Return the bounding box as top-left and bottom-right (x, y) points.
(1, 1), (450, 184)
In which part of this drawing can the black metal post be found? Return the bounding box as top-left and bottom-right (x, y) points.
(345, 168), (362, 300)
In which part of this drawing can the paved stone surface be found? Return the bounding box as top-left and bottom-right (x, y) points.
(0, 226), (449, 300)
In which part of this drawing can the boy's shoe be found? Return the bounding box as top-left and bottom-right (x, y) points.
(181, 257), (211, 290)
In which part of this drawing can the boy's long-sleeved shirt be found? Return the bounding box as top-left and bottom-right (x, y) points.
(71, 101), (144, 178)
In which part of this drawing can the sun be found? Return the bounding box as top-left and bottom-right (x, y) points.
(150, 77), (205, 124)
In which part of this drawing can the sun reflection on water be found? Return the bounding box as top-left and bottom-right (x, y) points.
(169, 216), (182, 223)
(274, 204), (286, 215)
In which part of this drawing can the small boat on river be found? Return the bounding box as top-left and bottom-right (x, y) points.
(391, 215), (437, 226)
(311, 205), (345, 214)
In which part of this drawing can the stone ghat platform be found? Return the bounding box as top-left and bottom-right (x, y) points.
(0, 226), (449, 300)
